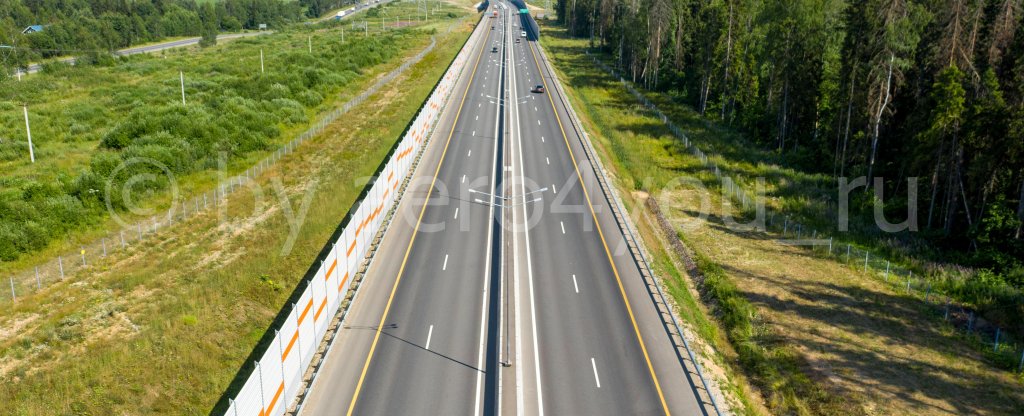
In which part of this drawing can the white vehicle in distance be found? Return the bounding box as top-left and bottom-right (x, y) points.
(521, 31), (526, 37)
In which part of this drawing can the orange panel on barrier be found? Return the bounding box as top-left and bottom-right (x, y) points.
(298, 299), (314, 325)
(326, 259), (337, 281)
(282, 330), (299, 361)
(259, 382), (285, 416)
(338, 272), (350, 292)
(313, 297), (328, 322)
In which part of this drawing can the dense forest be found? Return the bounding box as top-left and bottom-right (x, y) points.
(0, 0), (318, 68)
(557, 0), (1024, 286)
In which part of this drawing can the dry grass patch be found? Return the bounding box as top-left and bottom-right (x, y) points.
(537, 18), (1024, 416)
(660, 186), (1024, 415)
(0, 21), (472, 415)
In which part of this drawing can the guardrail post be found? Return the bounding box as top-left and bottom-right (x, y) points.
(828, 237), (833, 254)
(864, 251), (869, 272)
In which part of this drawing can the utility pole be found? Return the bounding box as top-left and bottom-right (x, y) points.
(260, 49), (265, 74)
(179, 70), (186, 105)
(23, 104), (35, 163)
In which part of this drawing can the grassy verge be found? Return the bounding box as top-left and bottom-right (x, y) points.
(0, 14), (476, 415)
(0, 0), (468, 267)
(538, 19), (1024, 415)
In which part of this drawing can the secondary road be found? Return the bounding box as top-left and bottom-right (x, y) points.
(15, 31), (270, 76)
(301, 1), (710, 415)
(316, 0), (396, 23)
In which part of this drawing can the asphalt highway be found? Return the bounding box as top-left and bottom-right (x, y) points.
(301, 2), (709, 415)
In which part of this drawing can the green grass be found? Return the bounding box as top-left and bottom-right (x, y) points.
(0, 0), (469, 270)
(537, 18), (1024, 416)
(0, 11), (476, 415)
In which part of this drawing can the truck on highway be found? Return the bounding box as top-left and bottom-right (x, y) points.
(335, 7), (355, 20)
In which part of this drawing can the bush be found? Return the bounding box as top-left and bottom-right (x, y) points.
(0, 24), (415, 262)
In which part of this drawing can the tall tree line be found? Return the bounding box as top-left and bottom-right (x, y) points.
(0, 0), (305, 67)
(559, 0), (1024, 285)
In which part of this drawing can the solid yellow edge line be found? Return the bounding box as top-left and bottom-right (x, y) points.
(345, 20), (490, 416)
(526, 33), (672, 416)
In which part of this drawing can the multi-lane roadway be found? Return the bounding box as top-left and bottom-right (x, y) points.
(301, 2), (709, 415)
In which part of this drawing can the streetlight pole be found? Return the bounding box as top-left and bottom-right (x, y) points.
(179, 70), (186, 105)
(23, 104), (35, 163)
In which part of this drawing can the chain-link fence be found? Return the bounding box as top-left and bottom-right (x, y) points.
(587, 53), (1024, 375)
(2, 34), (441, 308)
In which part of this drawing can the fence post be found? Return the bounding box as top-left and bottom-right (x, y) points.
(846, 244), (851, 262)
(277, 329), (286, 389)
(885, 261), (890, 281)
(120, 231), (126, 248)
(80, 246), (86, 266)
(783, 218), (788, 235)
(994, 328), (1001, 352)
(292, 303), (303, 366)
(58, 256), (64, 280)
(906, 279), (911, 293)
(102, 238), (107, 257)
(944, 298), (951, 320)
(9, 277), (15, 302)
(864, 251), (869, 272)
(256, 361), (267, 413)
(828, 237), (833, 255)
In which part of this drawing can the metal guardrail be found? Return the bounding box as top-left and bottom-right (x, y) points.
(530, 31), (725, 416)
